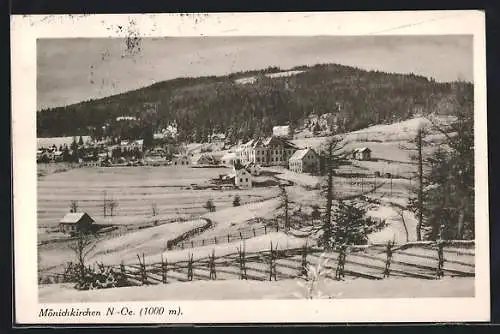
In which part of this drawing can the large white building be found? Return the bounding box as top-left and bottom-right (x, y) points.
(237, 136), (298, 167)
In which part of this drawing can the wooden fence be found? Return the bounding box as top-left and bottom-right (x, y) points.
(171, 221), (282, 250)
(40, 240), (475, 287)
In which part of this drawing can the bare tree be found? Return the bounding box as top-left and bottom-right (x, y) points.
(68, 231), (97, 282)
(152, 202), (159, 225)
(397, 209), (410, 243)
(152, 202), (158, 216)
(278, 185), (290, 231)
(204, 199), (216, 212)
(102, 191), (107, 217)
(69, 200), (79, 213)
(108, 198), (118, 217)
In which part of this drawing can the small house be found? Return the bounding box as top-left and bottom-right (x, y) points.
(289, 148), (320, 174)
(221, 152), (241, 167)
(172, 155), (191, 167)
(352, 147), (372, 161)
(58, 212), (95, 235)
(272, 125), (293, 139)
(233, 165), (252, 189)
(196, 153), (215, 165)
(53, 151), (64, 162)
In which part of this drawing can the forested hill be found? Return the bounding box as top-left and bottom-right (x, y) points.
(37, 63), (473, 143)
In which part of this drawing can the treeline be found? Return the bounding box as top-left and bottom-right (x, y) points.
(37, 63), (473, 144)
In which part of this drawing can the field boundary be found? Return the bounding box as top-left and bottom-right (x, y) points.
(40, 240), (475, 288)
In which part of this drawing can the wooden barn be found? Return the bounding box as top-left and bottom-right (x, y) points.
(58, 212), (95, 235)
(352, 147), (372, 161)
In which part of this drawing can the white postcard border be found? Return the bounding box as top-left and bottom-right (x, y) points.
(11, 11), (489, 324)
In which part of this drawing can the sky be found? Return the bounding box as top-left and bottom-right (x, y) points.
(37, 35), (473, 110)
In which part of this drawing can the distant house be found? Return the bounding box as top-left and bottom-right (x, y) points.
(272, 125), (293, 139)
(289, 148), (320, 174)
(196, 153), (216, 165)
(352, 147), (372, 161)
(172, 155), (191, 167)
(221, 152), (241, 167)
(234, 164), (252, 189)
(116, 116), (138, 122)
(53, 151), (64, 162)
(119, 139), (144, 152)
(58, 212), (95, 235)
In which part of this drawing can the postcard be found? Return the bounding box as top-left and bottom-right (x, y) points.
(11, 11), (489, 324)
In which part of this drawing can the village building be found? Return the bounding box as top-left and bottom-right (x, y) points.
(272, 125), (293, 139)
(58, 212), (95, 235)
(289, 148), (320, 174)
(195, 153), (216, 165)
(116, 116), (138, 122)
(53, 151), (64, 162)
(172, 154), (191, 166)
(237, 136), (298, 167)
(352, 147), (372, 161)
(233, 164), (252, 189)
(120, 139), (144, 152)
(221, 152), (241, 167)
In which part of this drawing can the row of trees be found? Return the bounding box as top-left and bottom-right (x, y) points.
(315, 84), (474, 245)
(37, 63), (471, 146)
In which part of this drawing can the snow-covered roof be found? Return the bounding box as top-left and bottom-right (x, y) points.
(289, 148), (316, 161)
(353, 147), (371, 153)
(221, 152), (237, 160)
(59, 212), (94, 224)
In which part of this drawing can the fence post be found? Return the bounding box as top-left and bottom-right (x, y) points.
(361, 177), (364, 192)
(214, 236), (217, 244)
(264, 226), (267, 234)
(383, 241), (393, 278)
(276, 223), (279, 232)
(300, 242), (308, 277)
(202, 239), (205, 246)
(269, 241), (277, 281)
(253, 228), (256, 237)
(161, 254), (167, 284)
(239, 232), (243, 240)
(209, 249), (217, 280)
(390, 174), (393, 197)
(436, 241), (444, 279)
(187, 253), (193, 281)
(238, 244), (247, 280)
(227, 234), (230, 243)
(191, 240), (194, 248)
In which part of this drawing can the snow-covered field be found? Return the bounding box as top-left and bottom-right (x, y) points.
(38, 219), (208, 271)
(39, 276), (474, 302)
(366, 205), (417, 244)
(37, 166), (279, 228)
(89, 219), (209, 264)
(189, 198), (281, 242)
(235, 70), (305, 85)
